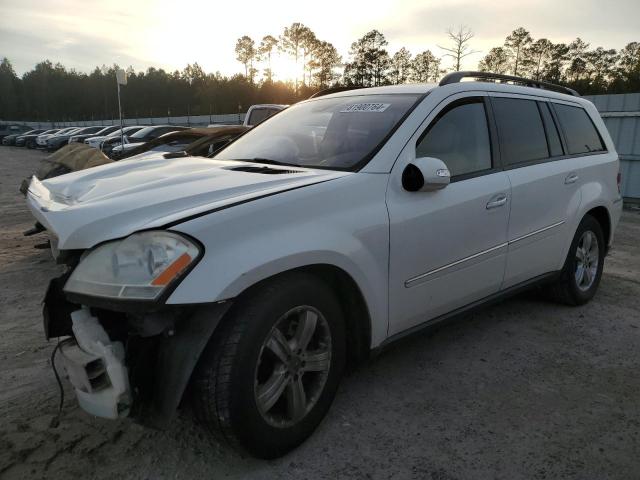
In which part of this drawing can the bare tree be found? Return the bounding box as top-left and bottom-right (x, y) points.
(438, 25), (479, 71)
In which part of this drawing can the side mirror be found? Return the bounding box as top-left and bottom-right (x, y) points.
(402, 157), (451, 192)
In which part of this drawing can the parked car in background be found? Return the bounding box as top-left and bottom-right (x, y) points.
(208, 104), (287, 129)
(68, 126), (117, 144)
(3, 129), (43, 146)
(36, 128), (73, 149)
(13, 129), (46, 147)
(113, 126), (247, 160)
(244, 104), (287, 126)
(27, 72), (622, 459)
(109, 125), (189, 159)
(2, 133), (19, 146)
(0, 124), (31, 141)
(21, 127), (250, 187)
(46, 127), (91, 151)
(86, 125), (145, 151)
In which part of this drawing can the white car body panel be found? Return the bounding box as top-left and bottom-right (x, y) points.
(26, 156), (348, 250)
(27, 81), (623, 351)
(386, 92), (511, 334)
(170, 173), (390, 345)
(111, 142), (144, 154)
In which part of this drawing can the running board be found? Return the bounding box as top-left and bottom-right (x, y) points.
(375, 271), (561, 354)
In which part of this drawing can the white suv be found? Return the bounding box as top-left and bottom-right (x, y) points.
(27, 72), (622, 459)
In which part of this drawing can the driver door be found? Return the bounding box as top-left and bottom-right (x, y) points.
(386, 93), (511, 336)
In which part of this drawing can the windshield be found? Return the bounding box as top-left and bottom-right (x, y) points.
(214, 94), (421, 170)
(130, 126), (167, 138)
(95, 126), (117, 135)
(76, 126), (102, 135)
(105, 126), (139, 138)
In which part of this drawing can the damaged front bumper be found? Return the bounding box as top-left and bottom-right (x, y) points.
(59, 309), (130, 419)
(44, 274), (232, 428)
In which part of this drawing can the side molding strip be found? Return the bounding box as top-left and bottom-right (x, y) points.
(405, 243), (508, 287)
(404, 220), (565, 288)
(509, 220), (565, 245)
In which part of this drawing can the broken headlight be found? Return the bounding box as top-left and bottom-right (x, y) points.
(64, 231), (201, 301)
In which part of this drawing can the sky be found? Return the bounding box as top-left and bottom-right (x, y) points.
(1, 0), (639, 80)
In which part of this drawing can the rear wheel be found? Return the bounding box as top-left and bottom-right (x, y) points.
(192, 272), (346, 458)
(548, 215), (605, 305)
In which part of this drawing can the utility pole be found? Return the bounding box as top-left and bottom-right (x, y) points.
(116, 68), (127, 149)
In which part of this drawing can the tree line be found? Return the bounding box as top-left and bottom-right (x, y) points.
(1, 24), (639, 122)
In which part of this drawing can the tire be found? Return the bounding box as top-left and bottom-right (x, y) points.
(548, 214), (605, 305)
(192, 272), (346, 459)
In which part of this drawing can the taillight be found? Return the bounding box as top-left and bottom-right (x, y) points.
(617, 172), (621, 194)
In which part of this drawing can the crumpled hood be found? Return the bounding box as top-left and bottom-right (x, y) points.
(26, 154), (348, 249)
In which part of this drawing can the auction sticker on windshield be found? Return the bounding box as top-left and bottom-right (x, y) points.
(340, 103), (390, 113)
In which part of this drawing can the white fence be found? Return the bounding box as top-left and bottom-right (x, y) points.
(1, 113), (246, 129)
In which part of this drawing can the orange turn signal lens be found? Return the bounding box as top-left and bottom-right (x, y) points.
(151, 253), (192, 286)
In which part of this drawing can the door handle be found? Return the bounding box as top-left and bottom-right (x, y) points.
(565, 173), (579, 184)
(486, 194), (507, 209)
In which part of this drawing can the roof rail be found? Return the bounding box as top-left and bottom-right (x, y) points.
(308, 86), (364, 99)
(439, 71), (580, 97)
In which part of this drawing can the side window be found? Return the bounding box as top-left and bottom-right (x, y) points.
(416, 99), (492, 177)
(539, 102), (564, 157)
(552, 103), (605, 155)
(491, 97), (548, 166)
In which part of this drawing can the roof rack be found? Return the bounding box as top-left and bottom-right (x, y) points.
(439, 71), (580, 97)
(308, 86), (364, 99)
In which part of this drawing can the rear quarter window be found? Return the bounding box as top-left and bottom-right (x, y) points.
(552, 104), (605, 155)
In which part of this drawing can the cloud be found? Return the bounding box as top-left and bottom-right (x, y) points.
(382, 0), (640, 66)
(1, 0), (639, 76)
(0, 27), (151, 74)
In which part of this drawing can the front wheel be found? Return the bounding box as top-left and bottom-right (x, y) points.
(548, 215), (605, 305)
(192, 272), (346, 458)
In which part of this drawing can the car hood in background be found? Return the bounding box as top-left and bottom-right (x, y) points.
(26, 155), (349, 249)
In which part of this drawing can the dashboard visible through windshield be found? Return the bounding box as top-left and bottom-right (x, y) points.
(213, 94), (422, 170)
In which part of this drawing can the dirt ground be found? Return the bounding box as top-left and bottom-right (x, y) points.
(1, 146), (639, 480)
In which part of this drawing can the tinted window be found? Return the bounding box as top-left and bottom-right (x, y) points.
(492, 97), (548, 165)
(539, 102), (563, 157)
(553, 104), (605, 154)
(416, 100), (492, 177)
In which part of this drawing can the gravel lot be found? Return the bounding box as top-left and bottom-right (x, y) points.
(1, 146), (639, 480)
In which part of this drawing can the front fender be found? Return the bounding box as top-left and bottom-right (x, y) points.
(167, 174), (390, 347)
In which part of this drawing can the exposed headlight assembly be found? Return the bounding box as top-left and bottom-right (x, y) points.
(64, 231), (201, 301)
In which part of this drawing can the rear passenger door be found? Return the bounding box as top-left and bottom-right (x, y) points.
(490, 94), (585, 288)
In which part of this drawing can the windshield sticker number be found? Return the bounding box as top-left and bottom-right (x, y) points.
(340, 103), (391, 113)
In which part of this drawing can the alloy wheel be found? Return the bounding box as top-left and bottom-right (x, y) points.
(254, 306), (332, 428)
(575, 230), (599, 291)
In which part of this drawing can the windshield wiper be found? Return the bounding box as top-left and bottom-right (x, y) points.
(231, 157), (301, 167)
